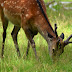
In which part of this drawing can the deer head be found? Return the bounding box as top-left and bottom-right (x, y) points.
(48, 24), (72, 60)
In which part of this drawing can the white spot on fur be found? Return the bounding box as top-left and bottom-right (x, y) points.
(37, 11), (39, 14)
(1, 3), (4, 7)
(26, 14), (29, 17)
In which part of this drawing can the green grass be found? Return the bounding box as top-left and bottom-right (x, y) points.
(45, 0), (72, 2)
(0, 0), (72, 72)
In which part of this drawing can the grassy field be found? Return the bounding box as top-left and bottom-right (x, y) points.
(0, 0), (72, 72)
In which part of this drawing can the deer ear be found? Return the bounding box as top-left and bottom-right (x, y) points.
(48, 33), (53, 38)
(60, 33), (64, 39)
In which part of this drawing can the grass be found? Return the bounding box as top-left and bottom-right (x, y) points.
(0, 0), (72, 72)
(44, 0), (72, 2)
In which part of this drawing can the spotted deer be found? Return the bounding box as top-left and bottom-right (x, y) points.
(0, 0), (72, 60)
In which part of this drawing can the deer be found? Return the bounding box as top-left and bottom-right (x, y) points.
(0, 0), (72, 60)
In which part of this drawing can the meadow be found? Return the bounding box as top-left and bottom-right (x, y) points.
(0, 0), (72, 72)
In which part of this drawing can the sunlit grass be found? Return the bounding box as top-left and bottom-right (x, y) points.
(0, 0), (72, 72)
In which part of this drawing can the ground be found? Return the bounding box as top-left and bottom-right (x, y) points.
(0, 0), (72, 72)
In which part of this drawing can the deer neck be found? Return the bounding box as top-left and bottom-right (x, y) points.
(34, 14), (56, 42)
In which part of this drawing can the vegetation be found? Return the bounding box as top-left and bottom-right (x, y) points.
(44, 0), (72, 2)
(0, 0), (72, 72)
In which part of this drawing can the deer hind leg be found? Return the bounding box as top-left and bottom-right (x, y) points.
(11, 26), (21, 57)
(0, 6), (8, 58)
(1, 17), (8, 58)
(26, 40), (30, 56)
(24, 29), (38, 59)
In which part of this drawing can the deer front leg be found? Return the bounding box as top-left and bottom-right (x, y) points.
(11, 26), (21, 57)
(26, 41), (30, 56)
(24, 29), (38, 59)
